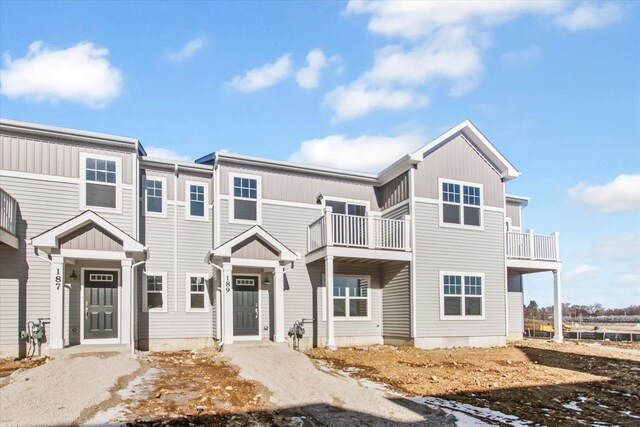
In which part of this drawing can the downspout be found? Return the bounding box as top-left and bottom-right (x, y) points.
(131, 256), (147, 354)
(208, 257), (223, 345)
(35, 247), (52, 265)
(502, 180), (509, 341)
(174, 163), (179, 311)
(409, 167), (417, 340)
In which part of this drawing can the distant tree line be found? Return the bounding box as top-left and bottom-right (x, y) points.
(524, 301), (640, 320)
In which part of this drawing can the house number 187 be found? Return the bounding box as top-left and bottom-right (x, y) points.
(55, 268), (62, 290)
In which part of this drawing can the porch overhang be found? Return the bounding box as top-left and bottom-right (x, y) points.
(306, 246), (412, 264)
(205, 225), (297, 264)
(506, 258), (562, 274)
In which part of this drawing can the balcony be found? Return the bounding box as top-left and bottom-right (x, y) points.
(506, 230), (561, 271)
(306, 207), (412, 263)
(0, 188), (19, 249)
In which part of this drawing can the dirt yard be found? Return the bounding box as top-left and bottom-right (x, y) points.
(0, 357), (47, 379)
(307, 340), (640, 426)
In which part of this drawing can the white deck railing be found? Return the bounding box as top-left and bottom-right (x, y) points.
(0, 188), (17, 236)
(308, 208), (411, 252)
(506, 230), (560, 262)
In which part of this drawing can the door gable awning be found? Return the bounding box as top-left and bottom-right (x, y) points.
(207, 226), (297, 262)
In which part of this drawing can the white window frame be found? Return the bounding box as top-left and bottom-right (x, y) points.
(439, 271), (485, 320)
(186, 273), (210, 312)
(144, 176), (167, 218)
(185, 180), (209, 221)
(229, 172), (262, 225)
(321, 196), (370, 215)
(80, 152), (122, 213)
(332, 274), (372, 321)
(143, 272), (168, 313)
(438, 178), (484, 231)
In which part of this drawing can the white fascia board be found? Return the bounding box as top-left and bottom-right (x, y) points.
(506, 194), (530, 207)
(210, 225), (297, 261)
(31, 210), (146, 253)
(141, 157), (213, 174)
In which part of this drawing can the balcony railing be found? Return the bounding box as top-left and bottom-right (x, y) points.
(0, 188), (17, 236)
(308, 208), (411, 253)
(506, 230), (560, 262)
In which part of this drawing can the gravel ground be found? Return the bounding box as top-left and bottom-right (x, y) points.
(0, 350), (140, 427)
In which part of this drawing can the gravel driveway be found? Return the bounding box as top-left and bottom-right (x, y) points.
(0, 350), (141, 427)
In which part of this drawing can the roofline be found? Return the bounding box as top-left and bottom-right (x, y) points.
(215, 152), (379, 183)
(140, 156), (213, 174)
(506, 194), (530, 207)
(0, 118), (146, 155)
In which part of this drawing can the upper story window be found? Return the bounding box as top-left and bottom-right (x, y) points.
(185, 181), (208, 221)
(325, 199), (367, 216)
(333, 275), (370, 319)
(440, 179), (482, 228)
(441, 272), (484, 319)
(230, 173), (261, 224)
(145, 176), (166, 216)
(81, 153), (120, 211)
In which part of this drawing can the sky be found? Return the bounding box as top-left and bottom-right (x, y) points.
(1, 1), (639, 308)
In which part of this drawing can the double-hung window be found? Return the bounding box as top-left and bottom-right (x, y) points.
(185, 181), (208, 220)
(441, 273), (484, 318)
(230, 174), (261, 223)
(81, 154), (120, 210)
(441, 179), (482, 227)
(145, 176), (166, 216)
(333, 275), (370, 319)
(186, 274), (209, 312)
(143, 273), (167, 312)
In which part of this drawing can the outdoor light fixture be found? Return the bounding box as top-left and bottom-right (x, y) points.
(69, 269), (78, 280)
(263, 276), (271, 286)
(316, 193), (324, 204)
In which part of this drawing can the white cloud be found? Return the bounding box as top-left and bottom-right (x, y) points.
(0, 41), (122, 108)
(289, 131), (425, 172)
(500, 45), (544, 69)
(567, 174), (640, 212)
(564, 264), (601, 282)
(296, 49), (327, 89)
(144, 147), (192, 162)
(168, 36), (207, 63)
(618, 272), (640, 286)
(555, 3), (623, 32)
(592, 232), (640, 261)
(227, 55), (293, 92)
(324, 82), (428, 121)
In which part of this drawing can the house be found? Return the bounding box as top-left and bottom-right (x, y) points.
(0, 118), (563, 357)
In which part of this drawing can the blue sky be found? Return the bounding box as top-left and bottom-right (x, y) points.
(1, 1), (639, 308)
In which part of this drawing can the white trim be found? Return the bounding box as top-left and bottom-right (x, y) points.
(0, 169), (80, 185)
(409, 167), (417, 338)
(185, 272), (211, 313)
(484, 206), (505, 213)
(80, 152), (122, 214)
(214, 165), (221, 247)
(210, 225), (297, 262)
(506, 194), (530, 207)
(438, 177), (485, 231)
(262, 198), (323, 211)
(232, 274), (262, 341)
(230, 258), (281, 268)
(143, 271), (168, 313)
(80, 267), (121, 344)
(331, 274), (372, 321)
(439, 271), (486, 321)
(144, 175), (168, 218)
(228, 172), (262, 225)
(321, 195), (371, 214)
(59, 249), (127, 260)
(414, 197), (440, 205)
(380, 199), (410, 215)
(185, 180), (210, 221)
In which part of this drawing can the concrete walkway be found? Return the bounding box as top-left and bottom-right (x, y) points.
(0, 348), (141, 427)
(223, 343), (454, 426)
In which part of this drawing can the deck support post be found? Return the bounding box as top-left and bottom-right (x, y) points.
(553, 268), (563, 343)
(325, 255), (336, 350)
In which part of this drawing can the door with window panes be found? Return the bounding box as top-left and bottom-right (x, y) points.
(325, 200), (367, 246)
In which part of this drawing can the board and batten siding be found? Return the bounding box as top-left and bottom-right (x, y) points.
(414, 134), (504, 208)
(507, 272), (524, 334)
(59, 224), (123, 251)
(139, 167), (215, 341)
(0, 175), (135, 356)
(376, 172), (409, 210)
(219, 163), (379, 209)
(1, 132), (136, 184)
(506, 201), (522, 228)
(381, 262), (411, 338)
(414, 201), (507, 338)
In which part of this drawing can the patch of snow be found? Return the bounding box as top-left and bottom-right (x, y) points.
(562, 401), (582, 412)
(621, 410), (640, 419)
(413, 397), (533, 427)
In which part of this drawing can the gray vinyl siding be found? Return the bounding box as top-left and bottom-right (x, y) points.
(219, 163), (378, 209)
(507, 273), (524, 334)
(376, 172), (409, 210)
(382, 262), (411, 337)
(506, 201), (521, 228)
(232, 237), (279, 260)
(382, 202), (410, 220)
(59, 224), (123, 251)
(414, 135), (504, 208)
(139, 167), (215, 341)
(0, 174), (136, 354)
(1, 132), (135, 184)
(414, 202), (506, 337)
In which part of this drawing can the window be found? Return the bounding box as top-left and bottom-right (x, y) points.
(333, 275), (370, 319)
(325, 200), (367, 216)
(230, 174), (261, 223)
(89, 274), (114, 282)
(186, 274), (209, 312)
(440, 179), (482, 227)
(144, 273), (167, 312)
(185, 181), (209, 220)
(441, 273), (484, 319)
(145, 177), (166, 216)
(81, 154), (120, 210)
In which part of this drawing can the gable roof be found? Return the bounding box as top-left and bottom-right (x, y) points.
(208, 226), (297, 262)
(31, 210), (146, 253)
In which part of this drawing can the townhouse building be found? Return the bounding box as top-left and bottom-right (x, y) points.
(0, 118), (563, 357)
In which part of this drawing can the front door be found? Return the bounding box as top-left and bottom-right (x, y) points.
(233, 276), (259, 337)
(84, 270), (118, 339)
